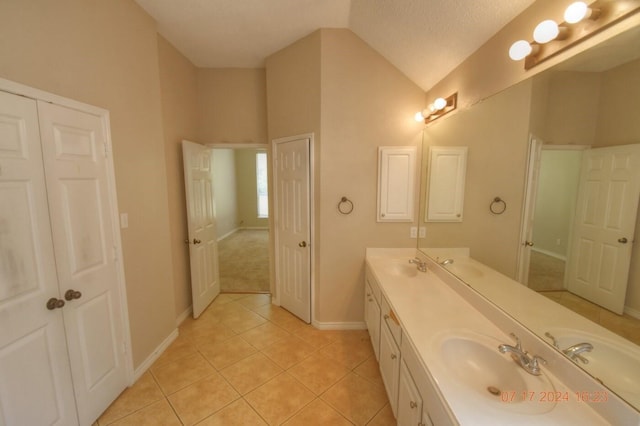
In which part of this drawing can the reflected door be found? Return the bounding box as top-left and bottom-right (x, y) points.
(182, 140), (220, 318)
(567, 145), (640, 314)
(0, 92), (78, 425)
(273, 137), (311, 323)
(38, 101), (129, 425)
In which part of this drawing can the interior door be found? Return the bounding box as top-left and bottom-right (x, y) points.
(567, 144), (640, 314)
(182, 140), (220, 318)
(38, 101), (128, 425)
(0, 92), (78, 425)
(273, 137), (311, 323)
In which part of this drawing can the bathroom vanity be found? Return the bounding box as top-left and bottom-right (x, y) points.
(365, 248), (640, 425)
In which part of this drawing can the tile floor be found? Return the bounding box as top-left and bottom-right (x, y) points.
(96, 293), (394, 425)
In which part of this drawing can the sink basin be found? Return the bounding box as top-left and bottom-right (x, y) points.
(546, 327), (640, 407)
(437, 332), (556, 415)
(376, 259), (418, 278)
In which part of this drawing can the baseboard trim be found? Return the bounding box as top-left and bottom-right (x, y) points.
(217, 228), (240, 241)
(240, 226), (269, 230)
(132, 329), (178, 383)
(624, 305), (640, 320)
(312, 320), (367, 330)
(176, 306), (192, 327)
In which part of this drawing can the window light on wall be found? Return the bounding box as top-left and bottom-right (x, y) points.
(256, 152), (269, 218)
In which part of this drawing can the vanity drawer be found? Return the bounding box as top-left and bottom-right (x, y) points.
(365, 271), (381, 304)
(381, 295), (402, 346)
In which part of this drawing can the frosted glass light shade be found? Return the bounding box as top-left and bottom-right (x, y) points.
(509, 40), (533, 60)
(565, 2), (589, 23)
(433, 97), (447, 110)
(415, 111), (425, 122)
(533, 20), (559, 44)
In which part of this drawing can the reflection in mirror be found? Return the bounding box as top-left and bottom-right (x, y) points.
(418, 23), (640, 411)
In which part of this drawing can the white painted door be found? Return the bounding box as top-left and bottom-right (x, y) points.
(567, 144), (640, 314)
(0, 92), (78, 425)
(273, 137), (311, 323)
(38, 101), (128, 425)
(517, 137), (543, 285)
(182, 140), (220, 318)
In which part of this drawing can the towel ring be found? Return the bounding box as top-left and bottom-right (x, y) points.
(338, 196), (354, 215)
(490, 197), (507, 215)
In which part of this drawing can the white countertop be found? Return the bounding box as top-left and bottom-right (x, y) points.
(366, 248), (614, 425)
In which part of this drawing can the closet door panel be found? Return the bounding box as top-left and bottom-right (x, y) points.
(0, 91), (78, 425)
(38, 101), (127, 425)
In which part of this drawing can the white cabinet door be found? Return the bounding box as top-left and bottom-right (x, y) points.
(426, 146), (467, 222)
(38, 101), (129, 425)
(379, 322), (400, 417)
(364, 281), (381, 361)
(182, 140), (221, 318)
(0, 92), (78, 425)
(398, 360), (423, 426)
(378, 146), (417, 222)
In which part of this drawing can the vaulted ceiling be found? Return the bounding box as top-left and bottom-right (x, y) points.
(135, 0), (535, 91)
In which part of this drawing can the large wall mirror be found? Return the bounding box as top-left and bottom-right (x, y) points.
(418, 22), (640, 411)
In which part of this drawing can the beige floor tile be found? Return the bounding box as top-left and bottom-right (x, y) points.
(109, 399), (181, 426)
(293, 325), (341, 348)
(180, 317), (237, 345)
(236, 293), (272, 310)
(98, 372), (164, 425)
(199, 335), (257, 369)
(366, 404), (396, 426)
(245, 373), (315, 425)
(196, 398), (267, 425)
(152, 352), (216, 395)
(249, 303), (290, 320)
(151, 335), (198, 370)
(353, 356), (384, 388)
(168, 373), (240, 425)
(321, 373), (389, 425)
(223, 310), (269, 333)
(220, 352), (283, 395)
(320, 337), (374, 369)
(261, 334), (316, 369)
(240, 322), (290, 349)
(270, 315), (310, 333)
(288, 353), (350, 395)
(283, 398), (353, 426)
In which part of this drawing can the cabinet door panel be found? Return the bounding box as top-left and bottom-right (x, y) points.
(398, 360), (423, 426)
(379, 322), (400, 416)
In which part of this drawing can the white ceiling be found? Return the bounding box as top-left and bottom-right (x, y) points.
(135, 0), (535, 91)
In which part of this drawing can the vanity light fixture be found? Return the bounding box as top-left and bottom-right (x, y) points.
(415, 93), (458, 124)
(508, 0), (639, 69)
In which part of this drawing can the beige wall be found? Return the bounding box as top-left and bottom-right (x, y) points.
(157, 35), (199, 320)
(235, 149), (269, 229)
(197, 69), (268, 144)
(421, 80), (533, 278)
(0, 0), (176, 367)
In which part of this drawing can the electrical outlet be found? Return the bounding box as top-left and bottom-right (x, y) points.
(419, 227), (426, 238)
(410, 227), (418, 238)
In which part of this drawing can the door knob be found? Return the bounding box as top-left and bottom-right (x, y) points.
(64, 289), (82, 301)
(524, 241), (534, 247)
(618, 237), (628, 244)
(46, 298), (65, 310)
(185, 238), (202, 244)
(298, 241), (307, 248)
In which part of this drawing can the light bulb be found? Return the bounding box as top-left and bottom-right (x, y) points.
(564, 2), (588, 24)
(433, 97), (447, 111)
(414, 111), (425, 122)
(509, 40), (533, 61)
(533, 20), (559, 44)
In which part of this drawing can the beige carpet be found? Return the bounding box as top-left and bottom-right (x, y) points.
(527, 250), (566, 291)
(218, 229), (270, 293)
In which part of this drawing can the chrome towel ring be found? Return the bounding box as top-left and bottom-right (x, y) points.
(490, 197), (507, 214)
(338, 196), (354, 215)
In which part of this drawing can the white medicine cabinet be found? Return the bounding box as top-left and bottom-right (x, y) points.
(377, 146), (417, 222)
(426, 146), (468, 222)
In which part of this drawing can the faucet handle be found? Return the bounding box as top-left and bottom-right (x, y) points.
(509, 333), (522, 350)
(530, 355), (547, 374)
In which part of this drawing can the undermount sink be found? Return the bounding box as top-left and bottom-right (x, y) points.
(436, 332), (557, 415)
(376, 259), (418, 278)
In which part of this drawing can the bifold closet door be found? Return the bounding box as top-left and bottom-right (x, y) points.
(38, 101), (128, 425)
(0, 92), (78, 424)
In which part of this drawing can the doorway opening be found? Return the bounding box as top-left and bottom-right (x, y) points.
(211, 146), (271, 294)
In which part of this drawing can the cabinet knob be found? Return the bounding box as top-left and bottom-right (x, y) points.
(46, 298), (65, 310)
(368, 298), (373, 302)
(391, 353), (397, 360)
(64, 289), (82, 301)
(410, 401), (417, 409)
(384, 314), (390, 320)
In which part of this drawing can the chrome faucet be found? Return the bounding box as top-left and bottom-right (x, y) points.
(409, 257), (427, 272)
(498, 333), (546, 376)
(563, 342), (593, 364)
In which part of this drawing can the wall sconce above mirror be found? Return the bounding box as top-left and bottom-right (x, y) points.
(508, 0), (640, 69)
(414, 92), (458, 124)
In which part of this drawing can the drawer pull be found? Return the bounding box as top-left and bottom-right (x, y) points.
(410, 401), (417, 409)
(391, 353), (397, 360)
(384, 314), (390, 320)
